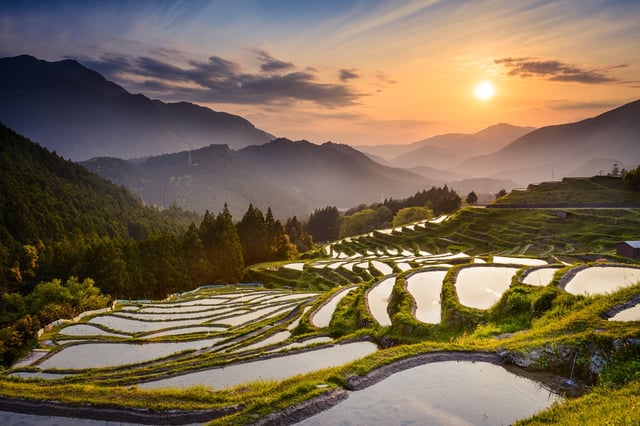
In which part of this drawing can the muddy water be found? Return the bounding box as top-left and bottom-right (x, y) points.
(138, 341), (378, 390)
(298, 360), (560, 426)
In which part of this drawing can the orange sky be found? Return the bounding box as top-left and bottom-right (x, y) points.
(2, 0), (639, 145)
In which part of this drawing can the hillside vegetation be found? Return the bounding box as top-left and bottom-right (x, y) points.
(495, 176), (640, 205)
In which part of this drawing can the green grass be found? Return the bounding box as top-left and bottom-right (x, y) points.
(495, 176), (640, 205)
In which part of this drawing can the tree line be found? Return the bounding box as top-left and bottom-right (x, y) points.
(305, 185), (462, 241)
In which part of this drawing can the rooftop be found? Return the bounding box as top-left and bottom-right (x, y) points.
(620, 241), (640, 249)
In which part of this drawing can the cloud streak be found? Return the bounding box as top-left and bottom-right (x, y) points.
(80, 51), (361, 107)
(339, 68), (359, 81)
(495, 57), (622, 84)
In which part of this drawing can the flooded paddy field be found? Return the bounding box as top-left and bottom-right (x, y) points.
(298, 360), (562, 426)
(563, 265), (640, 295)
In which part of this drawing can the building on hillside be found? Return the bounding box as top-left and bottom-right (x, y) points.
(616, 241), (640, 259)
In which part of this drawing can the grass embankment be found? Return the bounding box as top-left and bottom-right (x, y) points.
(495, 176), (640, 205)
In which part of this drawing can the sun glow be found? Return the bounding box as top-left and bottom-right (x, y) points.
(474, 81), (495, 101)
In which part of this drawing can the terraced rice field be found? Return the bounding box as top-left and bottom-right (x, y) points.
(7, 212), (640, 424)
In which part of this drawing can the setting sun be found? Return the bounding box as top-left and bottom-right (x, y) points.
(474, 81), (495, 101)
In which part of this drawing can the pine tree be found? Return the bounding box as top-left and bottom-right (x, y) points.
(214, 204), (244, 283)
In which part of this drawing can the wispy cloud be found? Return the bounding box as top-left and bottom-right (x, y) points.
(339, 68), (359, 81)
(254, 49), (294, 73)
(78, 51), (361, 107)
(494, 57), (622, 84)
(375, 71), (396, 85)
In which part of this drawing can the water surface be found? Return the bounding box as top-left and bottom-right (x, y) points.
(298, 361), (560, 426)
(455, 267), (519, 309)
(406, 270), (447, 324)
(564, 266), (640, 295)
(311, 287), (355, 328)
(367, 277), (396, 326)
(523, 267), (560, 287)
(138, 341), (378, 390)
(37, 338), (221, 370)
(609, 304), (640, 322)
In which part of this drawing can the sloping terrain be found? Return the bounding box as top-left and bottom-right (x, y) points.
(460, 99), (640, 184)
(5, 201), (640, 424)
(0, 55), (273, 160)
(82, 138), (433, 217)
(357, 123), (534, 168)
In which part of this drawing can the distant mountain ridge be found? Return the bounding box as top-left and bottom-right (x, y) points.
(460, 99), (640, 184)
(356, 123), (535, 168)
(0, 55), (274, 160)
(82, 138), (435, 218)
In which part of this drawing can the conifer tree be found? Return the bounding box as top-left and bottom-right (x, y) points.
(214, 204), (244, 283)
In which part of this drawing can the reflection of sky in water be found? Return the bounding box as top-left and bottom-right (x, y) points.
(298, 361), (559, 426)
(311, 288), (354, 328)
(367, 277), (396, 326)
(523, 267), (560, 287)
(565, 267), (640, 295)
(609, 303), (640, 322)
(139, 341), (377, 390)
(455, 267), (519, 309)
(406, 270), (447, 324)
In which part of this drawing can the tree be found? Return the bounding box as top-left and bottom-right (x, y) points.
(609, 163), (621, 177)
(466, 191), (478, 205)
(392, 206), (433, 227)
(305, 206), (339, 242)
(213, 204), (244, 283)
(339, 207), (392, 238)
(285, 216), (313, 252)
(237, 204), (268, 266)
(496, 189), (507, 199)
(623, 166), (640, 191)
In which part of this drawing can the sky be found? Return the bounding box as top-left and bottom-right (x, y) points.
(2, 0), (640, 146)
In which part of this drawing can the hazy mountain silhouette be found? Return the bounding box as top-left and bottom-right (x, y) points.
(82, 138), (434, 218)
(389, 123), (536, 169)
(460, 99), (640, 184)
(0, 55), (274, 160)
(567, 158), (631, 178)
(356, 123), (535, 169)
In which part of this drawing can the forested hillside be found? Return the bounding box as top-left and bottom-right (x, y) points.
(0, 124), (305, 365)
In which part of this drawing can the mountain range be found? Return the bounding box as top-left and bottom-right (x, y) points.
(459, 99), (640, 184)
(356, 123), (536, 169)
(0, 55), (273, 160)
(81, 139), (435, 218)
(2, 54), (639, 215)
